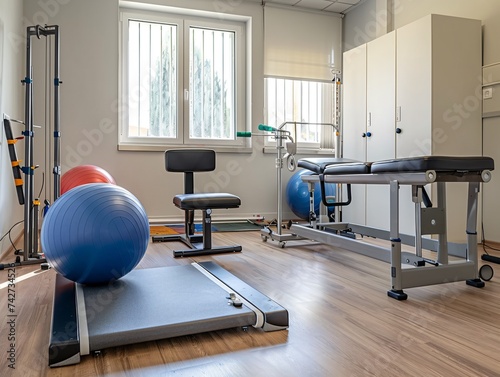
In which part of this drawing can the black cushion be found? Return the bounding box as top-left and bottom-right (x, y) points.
(174, 193), (241, 210)
(165, 149), (216, 172)
(298, 158), (360, 174)
(323, 162), (371, 175)
(370, 156), (494, 173)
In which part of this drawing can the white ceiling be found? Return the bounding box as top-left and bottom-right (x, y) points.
(263, 0), (364, 14)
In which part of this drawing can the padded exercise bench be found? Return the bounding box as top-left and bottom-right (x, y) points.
(152, 149), (242, 257)
(290, 155), (494, 300)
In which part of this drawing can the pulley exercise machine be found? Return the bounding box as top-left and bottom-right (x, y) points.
(2, 25), (61, 268)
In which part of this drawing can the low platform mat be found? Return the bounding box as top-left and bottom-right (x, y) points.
(49, 262), (288, 367)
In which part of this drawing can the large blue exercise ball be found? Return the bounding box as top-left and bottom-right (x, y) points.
(41, 183), (149, 285)
(285, 169), (336, 220)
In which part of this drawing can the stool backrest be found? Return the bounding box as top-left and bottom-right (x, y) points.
(165, 149), (216, 194)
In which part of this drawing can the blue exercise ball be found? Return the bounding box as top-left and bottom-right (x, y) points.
(285, 169), (336, 220)
(41, 183), (149, 285)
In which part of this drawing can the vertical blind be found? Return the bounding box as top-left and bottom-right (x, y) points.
(263, 5), (342, 81)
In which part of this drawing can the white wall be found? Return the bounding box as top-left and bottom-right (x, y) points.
(343, 0), (394, 51)
(392, 0), (500, 66)
(0, 0), (25, 255)
(22, 0), (295, 225)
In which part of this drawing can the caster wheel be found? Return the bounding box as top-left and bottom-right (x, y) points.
(261, 236), (268, 242)
(279, 242), (286, 248)
(479, 264), (494, 281)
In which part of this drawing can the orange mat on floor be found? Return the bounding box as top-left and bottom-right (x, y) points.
(149, 225), (181, 236)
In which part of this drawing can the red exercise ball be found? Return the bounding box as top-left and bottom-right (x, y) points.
(61, 165), (116, 194)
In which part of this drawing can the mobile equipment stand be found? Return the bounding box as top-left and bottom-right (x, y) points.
(237, 120), (340, 248)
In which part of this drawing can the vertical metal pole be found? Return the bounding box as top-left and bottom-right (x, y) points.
(412, 185), (423, 257)
(308, 181), (316, 228)
(276, 131), (284, 236)
(390, 180), (402, 291)
(333, 72), (342, 222)
(436, 182), (448, 265)
(23, 27), (34, 260)
(53, 25), (61, 200)
(466, 182), (479, 270)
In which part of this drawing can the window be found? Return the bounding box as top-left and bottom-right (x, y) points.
(264, 77), (336, 150)
(262, 5), (342, 152)
(119, 8), (248, 150)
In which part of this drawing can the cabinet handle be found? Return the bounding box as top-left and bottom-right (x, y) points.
(395, 128), (402, 134)
(366, 132), (372, 137)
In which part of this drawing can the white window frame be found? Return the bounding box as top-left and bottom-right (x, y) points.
(118, 6), (250, 151)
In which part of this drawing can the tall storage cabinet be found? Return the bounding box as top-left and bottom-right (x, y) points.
(342, 14), (482, 241)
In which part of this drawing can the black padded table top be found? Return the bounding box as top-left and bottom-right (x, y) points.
(323, 162), (371, 175)
(297, 158), (359, 174)
(370, 156), (494, 173)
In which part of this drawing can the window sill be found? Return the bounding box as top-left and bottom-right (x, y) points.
(118, 143), (253, 153)
(262, 146), (336, 155)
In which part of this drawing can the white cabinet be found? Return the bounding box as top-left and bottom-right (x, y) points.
(342, 14), (482, 241)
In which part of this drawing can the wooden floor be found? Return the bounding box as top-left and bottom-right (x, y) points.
(1, 230), (500, 377)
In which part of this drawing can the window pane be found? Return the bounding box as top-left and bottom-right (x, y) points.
(189, 27), (235, 140)
(128, 20), (177, 138)
(264, 77), (333, 144)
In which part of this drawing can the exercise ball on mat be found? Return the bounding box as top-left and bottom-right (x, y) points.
(61, 165), (116, 194)
(41, 183), (149, 285)
(285, 169), (336, 220)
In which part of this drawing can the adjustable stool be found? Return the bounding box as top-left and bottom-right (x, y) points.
(152, 149), (242, 258)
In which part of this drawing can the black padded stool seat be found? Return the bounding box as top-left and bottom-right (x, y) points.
(174, 193), (241, 210)
(370, 156), (494, 173)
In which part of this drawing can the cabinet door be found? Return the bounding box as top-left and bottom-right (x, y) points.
(366, 31), (396, 162)
(343, 44), (367, 161)
(396, 15), (432, 157)
(342, 45), (366, 224)
(365, 32), (396, 230)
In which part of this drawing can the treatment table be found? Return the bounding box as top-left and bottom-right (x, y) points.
(290, 156), (494, 300)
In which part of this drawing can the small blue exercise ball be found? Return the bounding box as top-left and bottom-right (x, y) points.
(285, 169), (336, 220)
(41, 183), (149, 285)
